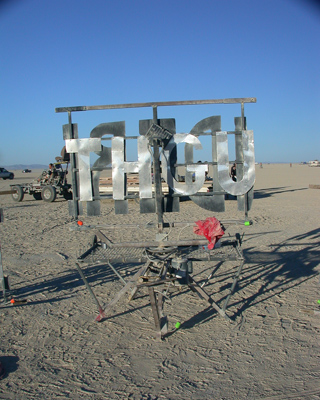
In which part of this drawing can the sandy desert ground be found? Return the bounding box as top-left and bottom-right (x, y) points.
(0, 164), (319, 399)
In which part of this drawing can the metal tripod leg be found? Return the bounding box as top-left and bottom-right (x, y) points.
(0, 208), (8, 303)
(188, 275), (231, 321)
(198, 234), (245, 317)
(107, 261), (126, 285)
(148, 287), (168, 340)
(200, 261), (224, 288)
(102, 263), (149, 315)
(75, 262), (106, 321)
(0, 246), (7, 303)
(222, 243), (245, 312)
(128, 260), (167, 302)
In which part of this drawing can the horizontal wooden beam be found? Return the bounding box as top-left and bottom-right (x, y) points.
(55, 97), (257, 113)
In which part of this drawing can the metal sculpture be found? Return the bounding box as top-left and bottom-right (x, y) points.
(56, 98), (256, 339)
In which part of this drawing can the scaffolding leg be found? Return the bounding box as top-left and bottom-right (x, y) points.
(107, 261), (126, 285)
(0, 249), (7, 303)
(75, 262), (106, 321)
(0, 208), (7, 303)
(148, 287), (168, 340)
(223, 250), (245, 312)
(103, 263), (149, 314)
(200, 261), (224, 288)
(188, 275), (231, 321)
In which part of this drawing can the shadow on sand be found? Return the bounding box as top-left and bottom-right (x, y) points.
(0, 261), (142, 307)
(0, 356), (19, 380)
(186, 227), (320, 328)
(1, 229), (319, 334)
(222, 186), (308, 202)
(253, 186), (308, 199)
(163, 227), (320, 331)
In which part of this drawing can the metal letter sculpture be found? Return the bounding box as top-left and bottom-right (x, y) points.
(56, 98), (256, 340)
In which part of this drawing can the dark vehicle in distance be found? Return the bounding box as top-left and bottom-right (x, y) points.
(22, 169), (32, 173)
(0, 167), (14, 180)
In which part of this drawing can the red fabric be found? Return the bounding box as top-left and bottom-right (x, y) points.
(193, 217), (225, 249)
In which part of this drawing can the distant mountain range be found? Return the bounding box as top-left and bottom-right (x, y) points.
(4, 164), (48, 171)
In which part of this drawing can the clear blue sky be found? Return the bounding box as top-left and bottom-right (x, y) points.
(0, 0), (319, 166)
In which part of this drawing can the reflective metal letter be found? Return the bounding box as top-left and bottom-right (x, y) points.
(112, 136), (152, 200)
(162, 134), (208, 195)
(65, 138), (102, 201)
(217, 130), (255, 195)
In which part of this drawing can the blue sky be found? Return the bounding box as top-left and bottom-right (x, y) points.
(0, 0), (319, 166)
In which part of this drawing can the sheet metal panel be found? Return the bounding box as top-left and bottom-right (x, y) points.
(162, 134), (207, 196)
(63, 123), (78, 140)
(115, 199), (128, 214)
(66, 138), (102, 201)
(68, 199), (83, 216)
(189, 116), (225, 211)
(139, 198), (155, 214)
(216, 130), (255, 196)
(234, 116), (253, 211)
(89, 121), (126, 215)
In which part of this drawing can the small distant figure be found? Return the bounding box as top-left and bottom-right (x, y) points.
(290, 163), (292, 168)
(230, 163), (237, 182)
(260, 162), (263, 168)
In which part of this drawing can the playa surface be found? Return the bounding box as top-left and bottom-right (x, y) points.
(0, 164), (319, 399)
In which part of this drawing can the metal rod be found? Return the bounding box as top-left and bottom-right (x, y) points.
(0, 243), (6, 303)
(96, 237), (210, 248)
(223, 256), (244, 312)
(152, 105), (158, 122)
(102, 264), (149, 313)
(148, 287), (161, 334)
(107, 261), (126, 285)
(67, 115), (80, 219)
(241, 102), (249, 219)
(241, 102), (245, 130)
(188, 276), (230, 321)
(98, 130), (243, 141)
(0, 209), (7, 303)
(75, 262), (105, 320)
(55, 98), (257, 113)
(151, 106), (164, 232)
(81, 219), (247, 229)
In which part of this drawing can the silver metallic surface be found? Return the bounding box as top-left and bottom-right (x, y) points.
(189, 116), (225, 211)
(162, 134), (207, 195)
(89, 121), (126, 215)
(60, 99), (256, 217)
(217, 130), (255, 196)
(66, 138), (102, 201)
(137, 136), (152, 199)
(63, 123), (78, 140)
(111, 137), (126, 200)
(68, 199), (83, 216)
(111, 136), (152, 200)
